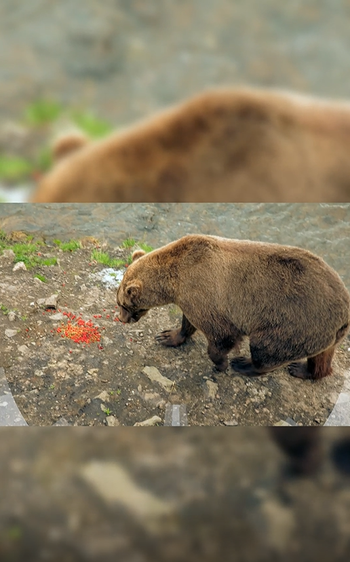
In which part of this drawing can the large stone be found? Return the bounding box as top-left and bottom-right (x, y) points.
(5, 329), (18, 338)
(142, 366), (174, 392)
(79, 461), (174, 533)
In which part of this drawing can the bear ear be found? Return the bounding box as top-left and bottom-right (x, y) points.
(132, 249), (146, 262)
(125, 280), (142, 303)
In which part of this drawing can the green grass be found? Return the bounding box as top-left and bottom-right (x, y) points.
(6, 525), (22, 541)
(34, 274), (47, 283)
(24, 99), (62, 126)
(12, 242), (39, 256)
(34, 147), (53, 172)
(54, 239), (81, 252)
(71, 112), (113, 138)
(0, 101), (114, 184)
(0, 303), (9, 315)
(121, 238), (136, 249)
(137, 242), (154, 253)
(91, 249), (124, 268)
(0, 235), (58, 269)
(0, 155), (34, 182)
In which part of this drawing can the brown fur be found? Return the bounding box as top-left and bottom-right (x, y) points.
(271, 428), (350, 476)
(270, 428), (322, 475)
(116, 235), (350, 376)
(31, 88), (350, 202)
(51, 131), (89, 162)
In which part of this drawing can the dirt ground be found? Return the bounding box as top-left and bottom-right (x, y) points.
(0, 234), (349, 427)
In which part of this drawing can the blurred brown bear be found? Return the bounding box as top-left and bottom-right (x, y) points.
(31, 88), (350, 202)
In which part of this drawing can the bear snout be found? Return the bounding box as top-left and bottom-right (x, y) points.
(118, 306), (133, 323)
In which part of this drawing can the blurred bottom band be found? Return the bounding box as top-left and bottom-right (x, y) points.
(0, 427), (349, 562)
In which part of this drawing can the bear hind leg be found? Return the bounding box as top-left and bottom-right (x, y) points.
(288, 345), (335, 380)
(231, 336), (286, 376)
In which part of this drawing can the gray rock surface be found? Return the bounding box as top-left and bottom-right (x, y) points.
(1, 0), (350, 125)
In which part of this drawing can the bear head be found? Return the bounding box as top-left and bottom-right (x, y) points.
(117, 249), (149, 323)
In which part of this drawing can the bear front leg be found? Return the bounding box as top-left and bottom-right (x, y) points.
(155, 314), (197, 347)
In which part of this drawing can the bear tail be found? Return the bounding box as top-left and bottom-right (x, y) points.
(52, 131), (90, 162)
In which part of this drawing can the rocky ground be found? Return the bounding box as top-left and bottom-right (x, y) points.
(0, 232), (348, 427)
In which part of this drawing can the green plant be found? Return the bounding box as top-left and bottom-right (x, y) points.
(56, 240), (81, 252)
(41, 257), (57, 266)
(0, 156), (33, 182)
(0, 303), (9, 315)
(24, 99), (62, 126)
(137, 242), (154, 253)
(6, 525), (22, 540)
(91, 249), (121, 268)
(121, 238), (136, 249)
(34, 274), (47, 283)
(71, 111), (113, 138)
(34, 147), (53, 171)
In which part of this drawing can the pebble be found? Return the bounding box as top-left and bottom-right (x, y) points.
(5, 329), (18, 338)
(45, 294), (59, 309)
(205, 380), (218, 400)
(13, 261), (27, 272)
(95, 390), (110, 402)
(0, 249), (15, 260)
(106, 415), (120, 426)
(134, 415), (162, 426)
(48, 313), (64, 321)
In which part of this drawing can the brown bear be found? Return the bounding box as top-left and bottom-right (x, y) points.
(117, 235), (350, 378)
(30, 88), (350, 203)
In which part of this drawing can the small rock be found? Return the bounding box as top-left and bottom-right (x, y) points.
(134, 415), (162, 426)
(8, 311), (16, 321)
(223, 420), (238, 426)
(0, 249), (15, 260)
(34, 277), (44, 284)
(18, 345), (29, 354)
(45, 294), (58, 309)
(53, 417), (70, 426)
(5, 329), (18, 338)
(48, 313), (64, 321)
(142, 366), (174, 392)
(13, 261), (27, 272)
(274, 420), (293, 426)
(205, 380), (218, 400)
(95, 390), (110, 402)
(106, 415), (120, 426)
